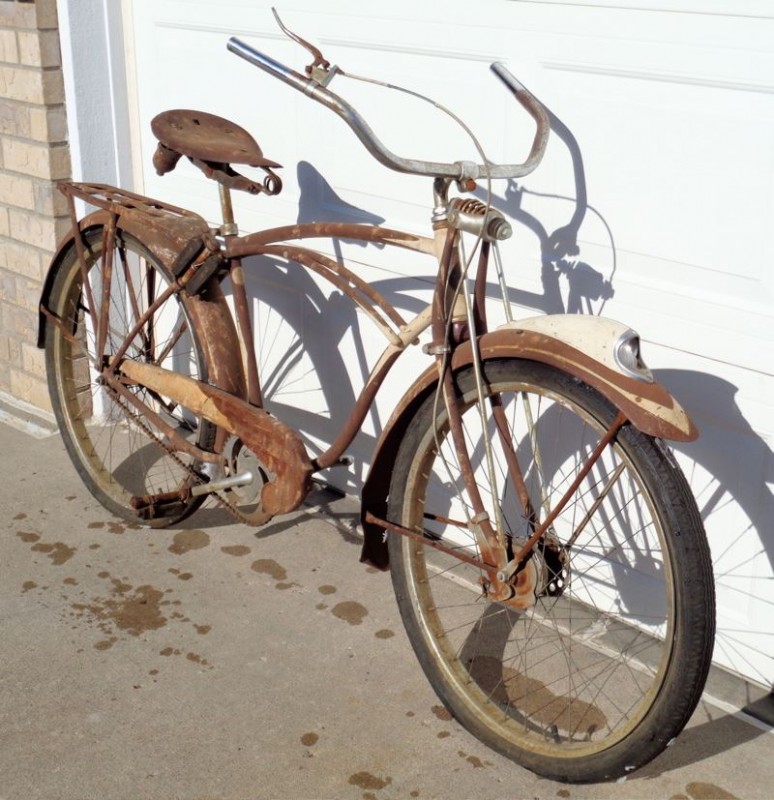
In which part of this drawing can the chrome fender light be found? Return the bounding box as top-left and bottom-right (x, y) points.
(497, 316), (656, 384)
(614, 329), (654, 383)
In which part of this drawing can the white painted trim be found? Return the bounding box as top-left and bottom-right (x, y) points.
(56, 0), (134, 190)
(55, 0), (82, 182)
(119, 0), (145, 193)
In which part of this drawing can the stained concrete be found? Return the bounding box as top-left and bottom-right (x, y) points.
(1, 413), (771, 800)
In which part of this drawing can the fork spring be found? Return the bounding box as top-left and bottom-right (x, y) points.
(450, 198), (488, 216)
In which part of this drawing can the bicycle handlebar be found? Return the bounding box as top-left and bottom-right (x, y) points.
(227, 37), (550, 182)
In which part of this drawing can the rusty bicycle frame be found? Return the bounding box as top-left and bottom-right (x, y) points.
(41, 28), (698, 609)
(34, 16), (721, 782)
(52, 176), (536, 604)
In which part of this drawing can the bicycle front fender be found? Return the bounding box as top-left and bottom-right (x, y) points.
(37, 209), (246, 400)
(360, 314), (696, 570)
(483, 315), (697, 441)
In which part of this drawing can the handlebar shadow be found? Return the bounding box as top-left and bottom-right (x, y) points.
(476, 103), (615, 316)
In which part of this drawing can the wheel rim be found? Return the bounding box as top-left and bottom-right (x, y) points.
(48, 230), (212, 520)
(396, 365), (676, 760)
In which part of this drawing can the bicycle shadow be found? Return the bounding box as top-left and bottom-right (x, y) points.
(212, 123), (773, 740)
(653, 369), (774, 703)
(635, 704), (771, 781)
(452, 603), (771, 781)
(477, 103), (772, 706)
(475, 104), (615, 316)
(185, 481), (362, 545)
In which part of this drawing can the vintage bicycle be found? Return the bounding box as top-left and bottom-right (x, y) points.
(37, 15), (715, 783)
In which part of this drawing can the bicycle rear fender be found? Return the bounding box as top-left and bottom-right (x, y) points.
(360, 314), (697, 570)
(37, 209), (246, 399)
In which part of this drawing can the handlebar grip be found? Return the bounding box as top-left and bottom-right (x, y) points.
(227, 37), (316, 96)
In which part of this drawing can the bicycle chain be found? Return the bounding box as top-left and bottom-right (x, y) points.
(106, 384), (255, 526)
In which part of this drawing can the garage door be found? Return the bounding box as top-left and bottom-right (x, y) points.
(120, 0), (773, 694)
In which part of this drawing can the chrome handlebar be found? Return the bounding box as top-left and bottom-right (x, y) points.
(227, 36), (549, 181)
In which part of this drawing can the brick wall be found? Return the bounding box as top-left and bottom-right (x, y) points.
(0, 0), (70, 413)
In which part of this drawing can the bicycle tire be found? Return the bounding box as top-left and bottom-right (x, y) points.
(45, 226), (216, 526)
(387, 358), (714, 782)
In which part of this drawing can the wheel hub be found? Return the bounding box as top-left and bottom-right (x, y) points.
(537, 534), (571, 598)
(488, 532), (570, 609)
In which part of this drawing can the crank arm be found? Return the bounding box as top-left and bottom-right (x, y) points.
(190, 470), (254, 497)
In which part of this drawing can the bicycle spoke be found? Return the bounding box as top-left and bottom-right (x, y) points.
(389, 359), (713, 780)
(46, 228), (215, 525)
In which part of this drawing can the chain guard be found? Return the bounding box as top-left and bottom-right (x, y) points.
(219, 435), (275, 525)
(105, 382), (268, 526)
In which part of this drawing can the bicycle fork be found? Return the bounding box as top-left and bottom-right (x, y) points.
(429, 188), (627, 607)
(427, 189), (516, 601)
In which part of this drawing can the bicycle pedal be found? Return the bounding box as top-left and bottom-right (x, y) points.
(131, 494), (189, 521)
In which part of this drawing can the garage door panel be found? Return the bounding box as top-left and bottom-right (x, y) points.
(128, 0), (774, 689)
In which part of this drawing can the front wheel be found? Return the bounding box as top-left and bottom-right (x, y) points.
(387, 359), (714, 783)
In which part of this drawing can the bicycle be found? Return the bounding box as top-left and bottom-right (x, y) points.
(37, 13), (715, 783)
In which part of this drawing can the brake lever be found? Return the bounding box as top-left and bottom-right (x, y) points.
(272, 7), (341, 85)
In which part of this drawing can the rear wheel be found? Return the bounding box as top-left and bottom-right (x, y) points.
(388, 359), (714, 782)
(45, 226), (215, 526)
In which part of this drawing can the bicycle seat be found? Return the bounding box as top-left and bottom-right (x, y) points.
(152, 109), (280, 168)
(151, 109), (282, 195)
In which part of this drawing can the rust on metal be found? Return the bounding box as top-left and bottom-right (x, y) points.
(363, 511), (494, 572)
(117, 359), (312, 517)
(359, 323), (699, 569)
(476, 329), (698, 442)
(151, 110), (283, 195)
(57, 182), (210, 226)
(151, 109), (281, 169)
(232, 223), (434, 255)
(41, 185), (248, 403)
(314, 345), (402, 470)
(500, 558), (539, 610)
(64, 191), (98, 341)
(489, 395), (537, 528)
(57, 182), (216, 270)
(102, 372), (221, 464)
(255, 242), (407, 344)
(510, 410), (628, 569)
(188, 278), (247, 403)
(38, 304), (78, 346)
(130, 488), (191, 513)
(229, 258), (263, 407)
(440, 367), (505, 572)
(271, 8), (331, 77)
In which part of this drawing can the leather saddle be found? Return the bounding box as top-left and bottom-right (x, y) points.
(151, 109), (282, 196)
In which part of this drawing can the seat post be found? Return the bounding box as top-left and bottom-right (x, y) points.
(216, 180), (262, 406)
(218, 183), (238, 236)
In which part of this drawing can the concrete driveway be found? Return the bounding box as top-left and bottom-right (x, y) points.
(1, 411), (771, 800)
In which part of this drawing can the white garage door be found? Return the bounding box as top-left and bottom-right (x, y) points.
(111, 0), (773, 694)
